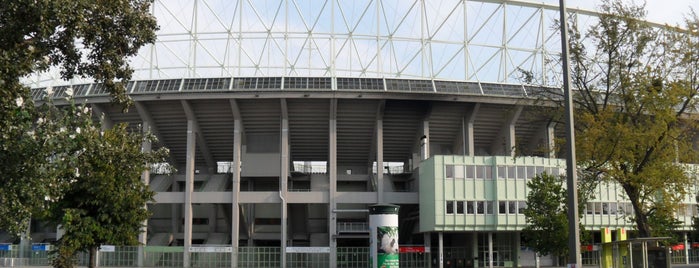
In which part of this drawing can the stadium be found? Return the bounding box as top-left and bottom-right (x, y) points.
(5, 0), (699, 267)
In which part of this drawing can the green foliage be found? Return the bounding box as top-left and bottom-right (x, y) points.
(541, 0), (699, 237)
(40, 102), (167, 268)
(522, 173), (590, 259)
(0, 1), (160, 267)
(0, 0), (158, 106)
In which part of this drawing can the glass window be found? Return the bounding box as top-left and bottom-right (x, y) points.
(484, 166), (492, 179)
(466, 166), (475, 179)
(445, 165), (454, 179)
(454, 165), (464, 179)
(486, 201), (495, 214)
(497, 167), (506, 179)
(499, 201), (507, 214)
(446, 201), (454, 214)
(586, 202), (594, 215)
(467, 201), (474, 214)
(457, 201), (464, 214)
(595, 202), (603, 215)
(508, 201), (516, 214)
(507, 166), (516, 179)
(477, 201), (485, 214)
(526, 166), (535, 179)
(536, 166), (545, 175)
(476, 166), (484, 179)
(518, 201), (527, 214)
(602, 203), (609, 215)
(516, 166), (526, 179)
(609, 203), (618, 215)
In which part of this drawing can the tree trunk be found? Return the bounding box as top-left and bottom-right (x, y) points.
(89, 246), (98, 268)
(622, 183), (652, 237)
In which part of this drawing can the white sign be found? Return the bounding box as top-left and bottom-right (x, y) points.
(285, 247), (330, 253)
(99, 245), (115, 252)
(189, 247), (233, 253)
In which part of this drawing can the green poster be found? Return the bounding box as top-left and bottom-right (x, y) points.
(377, 226), (399, 268)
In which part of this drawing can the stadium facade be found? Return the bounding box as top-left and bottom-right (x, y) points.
(8, 0), (699, 267)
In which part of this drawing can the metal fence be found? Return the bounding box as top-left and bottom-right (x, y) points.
(0, 245), (430, 268)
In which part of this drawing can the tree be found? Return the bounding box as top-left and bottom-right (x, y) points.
(0, 0), (158, 237)
(42, 101), (167, 268)
(1, 1), (162, 267)
(544, 0), (699, 237)
(522, 173), (591, 263)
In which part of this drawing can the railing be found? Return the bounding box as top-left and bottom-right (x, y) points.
(31, 77), (554, 102)
(0, 245), (435, 267)
(337, 222), (369, 233)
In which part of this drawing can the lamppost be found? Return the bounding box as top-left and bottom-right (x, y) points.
(558, 0), (582, 267)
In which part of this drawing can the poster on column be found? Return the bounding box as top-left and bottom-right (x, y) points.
(377, 226), (399, 268)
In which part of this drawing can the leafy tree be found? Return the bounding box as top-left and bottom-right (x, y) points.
(522, 172), (591, 263)
(0, 0), (158, 237)
(41, 101), (167, 268)
(1, 1), (161, 267)
(539, 0), (699, 237)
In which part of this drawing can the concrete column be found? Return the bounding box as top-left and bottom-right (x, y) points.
(329, 100), (338, 268)
(465, 104), (479, 156)
(138, 121), (152, 267)
(488, 232), (493, 268)
(421, 120), (430, 160)
(280, 117), (289, 268)
(172, 179), (180, 235)
(377, 118), (384, 203)
(183, 120), (196, 267)
(231, 119), (242, 268)
(438, 232), (444, 268)
(685, 232), (690, 265)
(424, 233), (432, 268)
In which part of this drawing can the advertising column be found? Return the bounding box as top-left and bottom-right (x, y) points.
(370, 204), (400, 268)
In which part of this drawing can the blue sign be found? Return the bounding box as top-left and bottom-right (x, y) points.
(0, 244), (10, 251)
(31, 244), (48, 251)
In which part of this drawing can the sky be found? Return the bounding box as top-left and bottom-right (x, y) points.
(543, 0), (698, 25)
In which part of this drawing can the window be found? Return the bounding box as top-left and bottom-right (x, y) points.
(508, 201), (516, 214)
(446, 201), (454, 214)
(467, 201), (475, 214)
(445, 165), (454, 179)
(586, 202), (594, 215)
(477, 201), (485, 214)
(454, 165), (464, 179)
(499, 201), (507, 214)
(476, 166), (484, 179)
(507, 167), (516, 179)
(518, 201), (527, 214)
(486, 201), (495, 214)
(602, 203), (609, 215)
(457, 201), (464, 214)
(516, 167), (526, 179)
(466, 166), (475, 179)
(497, 167), (506, 179)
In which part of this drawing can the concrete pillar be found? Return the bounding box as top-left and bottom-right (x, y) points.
(280, 116), (289, 268)
(685, 233), (690, 265)
(421, 120), (430, 160)
(329, 100), (338, 268)
(488, 232), (493, 268)
(231, 119), (242, 268)
(377, 118), (384, 203)
(138, 121), (152, 267)
(183, 120), (196, 267)
(438, 232), (444, 268)
(424, 233), (432, 268)
(465, 104), (479, 156)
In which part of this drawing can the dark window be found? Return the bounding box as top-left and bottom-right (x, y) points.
(456, 201), (464, 214)
(446, 201), (454, 214)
